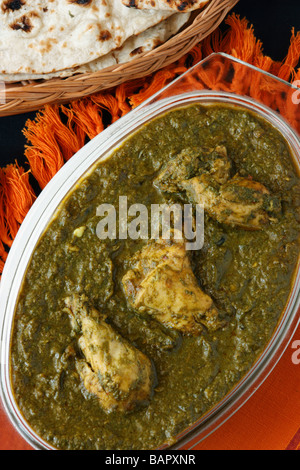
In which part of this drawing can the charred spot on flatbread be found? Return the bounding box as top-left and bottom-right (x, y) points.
(126, 0), (137, 7)
(176, 1), (198, 11)
(177, 2), (188, 11)
(10, 14), (32, 32)
(130, 46), (144, 56)
(1, 0), (25, 12)
(68, 0), (93, 5)
(99, 30), (112, 41)
(122, 0), (209, 12)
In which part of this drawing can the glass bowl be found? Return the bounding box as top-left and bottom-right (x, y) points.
(0, 53), (299, 450)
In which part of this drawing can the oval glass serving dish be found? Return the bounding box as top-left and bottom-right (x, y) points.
(1, 85), (300, 450)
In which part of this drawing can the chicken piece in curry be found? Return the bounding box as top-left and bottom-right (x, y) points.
(182, 174), (281, 230)
(154, 146), (281, 230)
(65, 295), (155, 413)
(122, 237), (223, 335)
(153, 145), (232, 193)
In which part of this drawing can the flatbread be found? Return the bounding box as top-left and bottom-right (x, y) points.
(122, 0), (209, 12)
(2, 13), (190, 82)
(0, 0), (174, 74)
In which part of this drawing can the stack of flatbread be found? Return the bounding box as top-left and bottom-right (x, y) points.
(0, 0), (209, 82)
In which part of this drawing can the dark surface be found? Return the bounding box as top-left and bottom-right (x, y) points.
(234, 0), (300, 62)
(0, 0), (299, 167)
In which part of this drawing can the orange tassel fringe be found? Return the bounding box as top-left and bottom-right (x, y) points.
(0, 164), (36, 254)
(0, 12), (300, 276)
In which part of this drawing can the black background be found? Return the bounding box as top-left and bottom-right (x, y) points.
(0, 0), (299, 167)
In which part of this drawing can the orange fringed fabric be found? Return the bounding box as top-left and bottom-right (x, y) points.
(0, 12), (300, 278)
(277, 28), (300, 81)
(129, 65), (188, 109)
(68, 100), (105, 140)
(0, 164), (36, 252)
(91, 93), (121, 123)
(23, 111), (65, 190)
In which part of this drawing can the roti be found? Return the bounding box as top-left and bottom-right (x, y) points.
(0, 0), (174, 74)
(1, 13), (190, 82)
(122, 0), (209, 12)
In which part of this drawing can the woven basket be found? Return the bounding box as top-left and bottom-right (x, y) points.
(0, 0), (239, 117)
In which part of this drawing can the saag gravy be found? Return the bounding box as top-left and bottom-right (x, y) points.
(10, 104), (300, 450)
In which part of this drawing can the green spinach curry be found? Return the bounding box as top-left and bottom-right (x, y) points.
(10, 104), (300, 450)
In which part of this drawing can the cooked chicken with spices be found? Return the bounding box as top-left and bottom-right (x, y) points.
(153, 148), (201, 193)
(182, 174), (281, 230)
(122, 237), (222, 335)
(153, 145), (232, 193)
(207, 146), (232, 184)
(65, 295), (155, 413)
(154, 145), (281, 230)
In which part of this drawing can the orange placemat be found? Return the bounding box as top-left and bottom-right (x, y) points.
(0, 13), (300, 451)
(0, 405), (32, 450)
